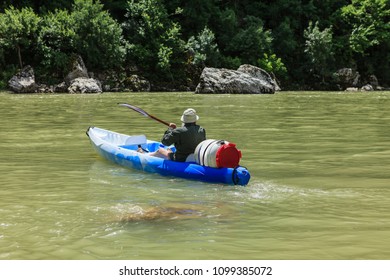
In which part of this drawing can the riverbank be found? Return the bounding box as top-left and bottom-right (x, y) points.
(2, 89), (390, 95)
(3, 54), (389, 94)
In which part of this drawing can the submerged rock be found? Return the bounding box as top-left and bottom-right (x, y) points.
(117, 206), (202, 222)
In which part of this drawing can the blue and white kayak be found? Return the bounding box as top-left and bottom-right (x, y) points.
(86, 126), (250, 186)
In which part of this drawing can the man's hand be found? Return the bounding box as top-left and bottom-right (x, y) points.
(169, 123), (177, 129)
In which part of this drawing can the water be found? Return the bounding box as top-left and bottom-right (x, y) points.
(1, 91), (390, 260)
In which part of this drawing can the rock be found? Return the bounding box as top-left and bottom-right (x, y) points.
(63, 55), (103, 93)
(361, 84), (374, 91)
(8, 65), (38, 93)
(64, 55), (89, 86)
(103, 84), (111, 92)
(195, 66), (275, 94)
(125, 75), (151, 92)
(117, 206), (203, 222)
(53, 82), (68, 93)
(36, 84), (53, 93)
(237, 64), (281, 91)
(68, 77), (102, 93)
(334, 68), (360, 90)
(345, 87), (359, 92)
(367, 75), (379, 90)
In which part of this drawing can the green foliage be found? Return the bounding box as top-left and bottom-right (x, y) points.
(99, 0), (129, 21)
(341, 0), (390, 53)
(0, 6), (40, 68)
(186, 27), (219, 67)
(339, 0), (390, 85)
(0, 1), (126, 85)
(37, 9), (75, 81)
(257, 53), (287, 80)
(304, 21), (334, 79)
(123, 0), (185, 82)
(163, 0), (218, 38)
(0, 1), (72, 13)
(0, 64), (17, 89)
(1, 0), (389, 89)
(224, 16), (273, 67)
(71, 0), (126, 71)
(208, 10), (278, 71)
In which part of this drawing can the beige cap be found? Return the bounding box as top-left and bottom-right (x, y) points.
(180, 108), (199, 123)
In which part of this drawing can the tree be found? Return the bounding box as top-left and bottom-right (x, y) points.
(341, 0), (390, 85)
(211, 7), (239, 68)
(71, 0), (126, 71)
(100, 0), (129, 21)
(1, 0), (389, 90)
(162, 0), (219, 38)
(304, 21), (334, 84)
(0, 1), (72, 13)
(34, 0), (126, 81)
(257, 53), (287, 82)
(185, 26), (219, 67)
(224, 16), (273, 68)
(0, 6), (40, 68)
(123, 0), (185, 83)
(341, 0), (390, 54)
(37, 9), (75, 80)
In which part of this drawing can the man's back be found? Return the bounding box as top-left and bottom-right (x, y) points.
(162, 124), (206, 161)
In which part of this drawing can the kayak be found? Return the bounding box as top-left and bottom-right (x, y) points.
(86, 126), (250, 186)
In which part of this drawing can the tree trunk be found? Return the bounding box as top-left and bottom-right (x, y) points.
(17, 45), (23, 69)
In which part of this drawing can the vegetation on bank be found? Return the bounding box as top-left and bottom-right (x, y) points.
(0, 0), (389, 91)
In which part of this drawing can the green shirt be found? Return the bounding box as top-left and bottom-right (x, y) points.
(161, 123), (206, 162)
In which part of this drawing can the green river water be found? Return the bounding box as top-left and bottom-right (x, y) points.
(0, 91), (389, 260)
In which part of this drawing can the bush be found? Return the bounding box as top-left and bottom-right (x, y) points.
(257, 53), (287, 81)
(37, 9), (75, 83)
(71, 0), (126, 71)
(0, 6), (40, 68)
(304, 21), (334, 83)
(123, 0), (186, 85)
(224, 16), (273, 66)
(186, 26), (220, 67)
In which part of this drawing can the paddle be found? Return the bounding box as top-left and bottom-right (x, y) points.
(118, 103), (171, 127)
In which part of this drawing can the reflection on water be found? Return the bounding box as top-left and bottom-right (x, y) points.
(1, 91), (390, 260)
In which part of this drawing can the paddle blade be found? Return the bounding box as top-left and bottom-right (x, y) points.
(118, 103), (149, 117)
(118, 103), (171, 127)
(124, 135), (147, 145)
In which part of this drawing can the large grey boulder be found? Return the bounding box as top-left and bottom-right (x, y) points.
(64, 55), (89, 86)
(68, 77), (102, 93)
(367, 75), (379, 90)
(125, 74), (151, 92)
(8, 65), (38, 93)
(237, 64), (281, 91)
(333, 68), (360, 90)
(195, 65), (276, 94)
(64, 55), (102, 93)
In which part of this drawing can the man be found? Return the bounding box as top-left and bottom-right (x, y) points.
(149, 108), (206, 161)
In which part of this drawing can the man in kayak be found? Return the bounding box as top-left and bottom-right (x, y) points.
(145, 108), (206, 161)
